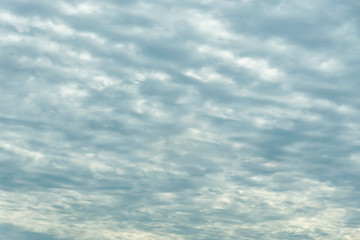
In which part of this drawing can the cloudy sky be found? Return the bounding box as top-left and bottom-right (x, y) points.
(1, 0), (360, 239)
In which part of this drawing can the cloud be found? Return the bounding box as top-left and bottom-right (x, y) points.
(0, 0), (359, 239)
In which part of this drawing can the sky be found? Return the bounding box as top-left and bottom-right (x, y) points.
(0, 0), (359, 239)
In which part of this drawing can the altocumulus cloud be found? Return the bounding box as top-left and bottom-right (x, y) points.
(0, 0), (360, 239)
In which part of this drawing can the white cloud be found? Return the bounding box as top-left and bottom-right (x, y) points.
(0, 0), (359, 239)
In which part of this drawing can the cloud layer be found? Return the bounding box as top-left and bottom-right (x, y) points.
(1, 0), (360, 239)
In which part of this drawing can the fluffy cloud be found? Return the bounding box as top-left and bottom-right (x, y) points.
(0, 0), (359, 239)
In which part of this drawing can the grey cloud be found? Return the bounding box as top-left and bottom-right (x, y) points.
(0, 223), (69, 240)
(0, 0), (360, 239)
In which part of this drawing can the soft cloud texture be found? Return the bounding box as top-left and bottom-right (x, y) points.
(1, 0), (360, 239)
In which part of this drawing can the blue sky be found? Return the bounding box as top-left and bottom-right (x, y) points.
(0, 0), (359, 239)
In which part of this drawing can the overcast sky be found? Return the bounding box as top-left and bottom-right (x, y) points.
(1, 0), (360, 239)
